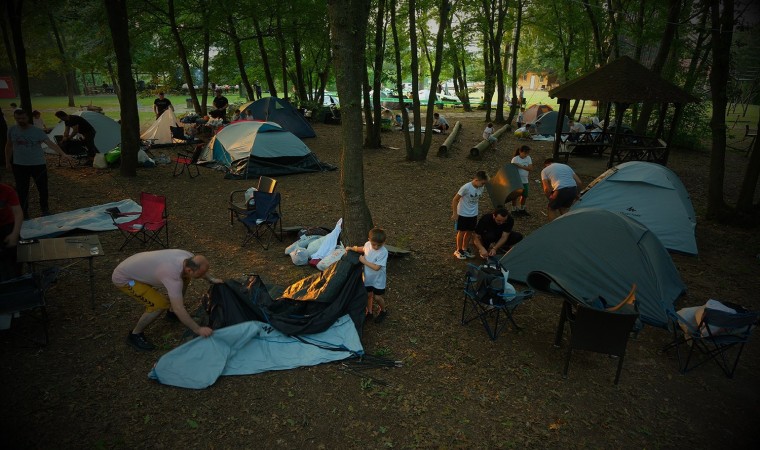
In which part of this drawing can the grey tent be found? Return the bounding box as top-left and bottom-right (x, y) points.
(199, 121), (333, 178)
(238, 97), (316, 138)
(531, 110), (569, 135)
(486, 163), (524, 208)
(500, 208), (686, 328)
(573, 161), (697, 255)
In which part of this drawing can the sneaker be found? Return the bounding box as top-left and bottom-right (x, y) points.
(453, 250), (467, 260)
(126, 332), (155, 351)
(375, 310), (388, 324)
(462, 249), (476, 258)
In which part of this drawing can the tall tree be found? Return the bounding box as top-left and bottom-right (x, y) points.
(327, 0), (373, 245)
(6, 0), (31, 116)
(706, 0), (734, 219)
(104, 0), (140, 177)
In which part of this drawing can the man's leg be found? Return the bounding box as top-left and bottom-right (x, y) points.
(30, 164), (49, 215)
(132, 310), (164, 334)
(83, 131), (98, 157)
(12, 164), (32, 218)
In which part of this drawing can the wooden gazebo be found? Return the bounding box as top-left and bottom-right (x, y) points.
(548, 56), (699, 167)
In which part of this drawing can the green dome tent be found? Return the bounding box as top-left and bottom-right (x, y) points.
(199, 121), (333, 178)
(238, 97), (316, 138)
(500, 208), (686, 328)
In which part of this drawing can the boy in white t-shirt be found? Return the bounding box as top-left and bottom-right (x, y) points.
(483, 123), (497, 150)
(451, 170), (489, 259)
(510, 145), (533, 216)
(347, 227), (390, 323)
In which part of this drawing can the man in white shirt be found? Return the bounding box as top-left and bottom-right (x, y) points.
(540, 159), (583, 221)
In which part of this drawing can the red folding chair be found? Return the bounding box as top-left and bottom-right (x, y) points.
(108, 193), (169, 251)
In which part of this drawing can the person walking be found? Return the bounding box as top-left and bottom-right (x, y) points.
(5, 109), (72, 217)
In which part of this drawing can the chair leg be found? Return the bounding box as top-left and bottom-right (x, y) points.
(614, 353), (625, 385)
(563, 347), (572, 379)
(554, 302), (569, 347)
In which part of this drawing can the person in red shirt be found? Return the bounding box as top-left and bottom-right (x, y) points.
(0, 183), (23, 280)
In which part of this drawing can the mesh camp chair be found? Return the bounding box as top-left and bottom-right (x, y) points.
(173, 144), (204, 178)
(108, 192), (169, 251)
(0, 268), (59, 346)
(235, 190), (282, 249)
(170, 126), (199, 145)
(554, 300), (639, 385)
(665, 302), (759, 378)
(462, 263), (533, 340)
(228, 176), (278, 225)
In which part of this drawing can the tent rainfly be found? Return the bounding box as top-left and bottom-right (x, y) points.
(500, 208), (686, 329)
(573, 161), (698, 255)
(140, 109), (180, 146)
(238, 97), (316, 138)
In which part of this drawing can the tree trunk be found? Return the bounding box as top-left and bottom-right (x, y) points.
(0, 11), (17, 89)
(293, 36), (307, 103)
(104, 0), (139, 178)
(736, 113), (760, 212)
(407, 0), (424, 159)
(168, 0), (201, 114)
(106, 60), (121, 102)
(7, 1), (31, 117)
(706, 0), (734, 219)
(634, 0), (682, 134)
(420, 0), (450, 153)
(390, 0), (412, 152)
(507, 0), (523, 125)
(252, 15), (277, 98)
(276, 13), (289, 102)
(327, 0), (373, 246)
(227, 14), (254, 101)
(201, 14), (210, 114)
(366, 0), (386, 149)
(47, 11), (75, 107)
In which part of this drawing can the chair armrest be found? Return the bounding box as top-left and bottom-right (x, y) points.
(229, 189), (248, 204)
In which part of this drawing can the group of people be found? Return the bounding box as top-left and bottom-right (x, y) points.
(451, 150), (583, 260)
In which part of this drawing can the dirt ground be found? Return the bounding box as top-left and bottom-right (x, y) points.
(2, 111), (759, 448)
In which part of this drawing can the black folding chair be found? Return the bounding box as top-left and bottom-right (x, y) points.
(462, 263), (533, 340)
(173, 144), (204, 178)
(0, 268), (59, 346)
(665, 302), (759, 378)
(554, 299), (639, 385)
(236, 191), (283, 249)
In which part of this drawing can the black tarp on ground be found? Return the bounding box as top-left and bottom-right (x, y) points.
(203, 252), (367, 336)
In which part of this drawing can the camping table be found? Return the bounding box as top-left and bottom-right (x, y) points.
(17, 235), (104, 309)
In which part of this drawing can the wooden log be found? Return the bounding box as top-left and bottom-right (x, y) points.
(437, 121), (462, 157)
(469, 123), (511, 158)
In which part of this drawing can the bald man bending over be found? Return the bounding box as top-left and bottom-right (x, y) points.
(112, 249), (223, 351)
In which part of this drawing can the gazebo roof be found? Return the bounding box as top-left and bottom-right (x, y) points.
(548, 56), (699, 104)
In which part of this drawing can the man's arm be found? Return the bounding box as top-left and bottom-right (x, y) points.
(489, 232), (510, 256)
(3, 204), (23, 247)
(473, 233), (488, 257)
(153, 101), (158, 115)
(542, 179), (552, 198)
(168, 297), (213, 337)
(62, 124), (73, 140)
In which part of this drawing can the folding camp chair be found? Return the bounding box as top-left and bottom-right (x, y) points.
(173, 144), (204, 178)
(228, 176), (278, 225)
(462, 263), (533, 340)
(170, 126), (199, 145)
(553, 297), (639, 385)
(235, 191), (282, 249)
(0, 268), (59, 346)
(665, 302), (759, 378)
(108, 192), (169, 251)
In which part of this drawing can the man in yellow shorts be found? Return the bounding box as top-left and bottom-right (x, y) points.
(112, 249), (223, 351)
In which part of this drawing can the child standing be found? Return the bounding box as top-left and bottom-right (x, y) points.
(483, 123), (497, 150)
(347, 227), (390, 323)
(510, 145), (533, 216)
(517, 108), (525, 129)
(451, 170), (489, 259)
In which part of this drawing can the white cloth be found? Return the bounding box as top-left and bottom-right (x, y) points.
(456, 182), (484, 217)
(511, 154), (532, 183)
(310, 218), (343, 260)
(483, 126), (494, 141)
(570, 122), (586, 133)
(541, 163), (577, 191)
(362, 241), (388, 289)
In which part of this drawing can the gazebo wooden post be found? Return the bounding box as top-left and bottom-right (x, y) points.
(552, 99), (570, 160)
(664, 102), (684, 165)
(606, 102), (629, 168)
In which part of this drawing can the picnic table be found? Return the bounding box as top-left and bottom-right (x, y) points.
(558, 131), (609, 162)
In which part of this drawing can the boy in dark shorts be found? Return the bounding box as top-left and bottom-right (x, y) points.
(451, 170), (489, 259)
(347, 227), (390, 323)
